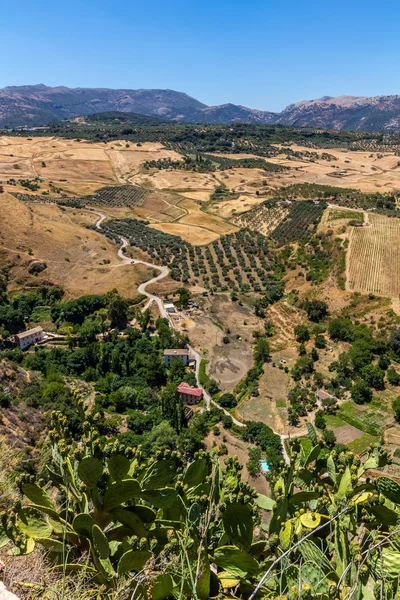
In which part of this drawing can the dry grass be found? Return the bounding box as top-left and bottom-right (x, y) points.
(207, 195), (263, 219)
(0, 194), (153, 298)
(149, 222), (219, 245)
(177, 199), (238, 235)
(184, 294), (263, 391)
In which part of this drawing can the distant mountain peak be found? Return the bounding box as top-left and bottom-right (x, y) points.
(2, 85), (400, 131)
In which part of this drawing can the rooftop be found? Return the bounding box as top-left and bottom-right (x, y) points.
(177, 382), (203, 397)
(164, 349), (189, 356)
(316, 389), (336, 400)
(15, 326), (44, 340)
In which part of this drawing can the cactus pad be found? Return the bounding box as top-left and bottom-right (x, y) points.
(108, 454), (130, 481)
(117, 549), (152, 575)
(103, 479), (141, 511)
(78, 457), (103, 488)
(376, 476), (400, 504)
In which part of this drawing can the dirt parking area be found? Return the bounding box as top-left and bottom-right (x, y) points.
(184, 294), (264, 391)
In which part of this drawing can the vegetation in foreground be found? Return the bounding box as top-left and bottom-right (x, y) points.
(1, 407), (400, 599)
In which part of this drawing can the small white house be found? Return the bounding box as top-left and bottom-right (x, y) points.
(164, 303), (176, 314)
(15, 326), (45, 350)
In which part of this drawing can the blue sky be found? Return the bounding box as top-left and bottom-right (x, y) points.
(2, 0), (400, 111)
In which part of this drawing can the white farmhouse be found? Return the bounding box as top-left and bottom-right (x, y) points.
(15, 326), (45, 350)
(163, 349), (189, 368)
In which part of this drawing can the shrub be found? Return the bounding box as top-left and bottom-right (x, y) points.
(219, 393), (237, 408)
(351, 379), (373, 404)
(387, 368), (400, 386)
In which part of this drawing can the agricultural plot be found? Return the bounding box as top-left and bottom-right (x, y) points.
(143, 153), (286, 173)
(232, 202), (290, 235)
(327, 209), (364, 222)
(270, 201), (326, 244)
(101, 218), (281, 293)
(13, 184), (149, 208)
(347, 213), (400, 296)
(200, 153), (287, 172)
(337, 401), (391, 437)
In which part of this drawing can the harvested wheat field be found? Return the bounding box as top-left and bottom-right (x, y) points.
(133, 169), (217, 192)
(177, 199), (238, 235)
(347, 214), (400, 296)
(0, 137), (182, 196)
(207, 196), (263, 219)
(149, 223), (219, 245)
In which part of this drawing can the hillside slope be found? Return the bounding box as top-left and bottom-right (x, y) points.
(0, 84), (206, 127)
(275, 94), (400, 131)
(4, 85), (400, 131)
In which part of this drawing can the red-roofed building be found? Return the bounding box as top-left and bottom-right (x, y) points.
(177, 382), (203, 405)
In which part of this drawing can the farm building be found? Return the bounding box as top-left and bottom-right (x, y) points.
(15, 326), (45, 350)
(177, 382), (203, 405)
(316, 389), (338, 405)
(164, 349), (189, 367)
(164, 303), (176, 314)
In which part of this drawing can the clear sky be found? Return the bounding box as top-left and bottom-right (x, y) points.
(2, 0), (400, 112)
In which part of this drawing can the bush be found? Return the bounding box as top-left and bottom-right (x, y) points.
(315, 409), (326, 430)
(222, 414), (233, 429)
(247, 446), (262, 477)
(387, 368), (400, 386)
(315, 334), (326, 349)
(323, 428), (336, 447)
(303, 299), (328, 322)
(219, 393), (237, 408)
(328, 317), (354, 341)
(294, 325), (310, 343)
(351, 379), (372, 404)
(393, 397), (400, 423)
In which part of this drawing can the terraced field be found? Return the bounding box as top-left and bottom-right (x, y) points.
(347, 214), (400, 296)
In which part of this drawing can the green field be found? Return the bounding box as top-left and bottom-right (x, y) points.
(328, 210), (364, 222)
(29, 305), (51, 323)
(324, 414), (346, 428)
(347, 433), (379, 455)
(199, 359), (210, 388)
(337, 402), (388, 436)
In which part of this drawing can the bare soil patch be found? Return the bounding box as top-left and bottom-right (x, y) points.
(334, 424), (365, 445)
(149, 223), (220, 245)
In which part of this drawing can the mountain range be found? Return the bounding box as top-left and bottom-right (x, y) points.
(2, 84), (400, 132)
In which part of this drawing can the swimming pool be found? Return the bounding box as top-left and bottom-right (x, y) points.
(260, 460), (270, 473)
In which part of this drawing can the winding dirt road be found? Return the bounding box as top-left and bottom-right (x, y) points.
(92, 210), (291, 462)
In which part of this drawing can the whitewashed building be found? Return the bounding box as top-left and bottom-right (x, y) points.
(163, 348), (189, 367)
(15, 327), (45, 350)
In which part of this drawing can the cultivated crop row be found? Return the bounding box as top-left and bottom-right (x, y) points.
(348, 214), (400, 296)
(101, 218), (280, 293)
(232, 202), (290, 235)
(270, 201), (326, 244)
(14, 184), (148, 208)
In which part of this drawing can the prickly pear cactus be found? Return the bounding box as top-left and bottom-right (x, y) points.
(376, 476), (400, 504)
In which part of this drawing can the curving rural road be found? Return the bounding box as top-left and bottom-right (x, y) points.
(92, 210), (291, 462)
